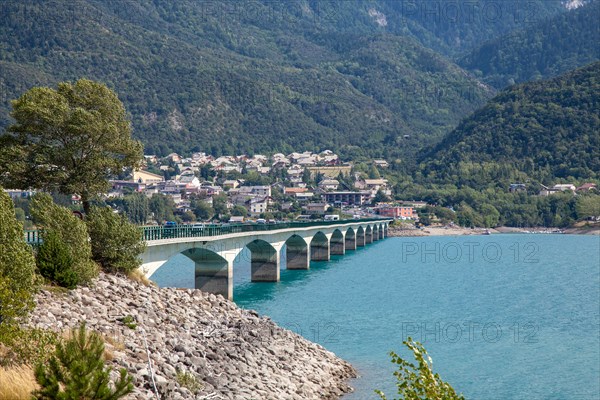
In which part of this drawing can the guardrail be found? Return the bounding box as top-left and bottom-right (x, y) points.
(140, 218), (388, 241)
(24, 229), (43, 245)
(24, 218), (389, 244)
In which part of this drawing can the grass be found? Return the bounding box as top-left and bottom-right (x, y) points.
(0, 364), (38, 399)
(175, 369), (203, 394)
(121, 315), (137, 330)
(127, 269), (155, 287)
(102, 333), (126, 361)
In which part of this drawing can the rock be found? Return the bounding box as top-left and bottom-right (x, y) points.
(27, 272), (357, 399)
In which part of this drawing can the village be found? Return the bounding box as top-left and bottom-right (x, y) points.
(104, 150), (420, 225)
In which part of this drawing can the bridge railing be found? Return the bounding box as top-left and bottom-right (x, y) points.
(24, 229), (43, 246)
(141, 218), (388, 241)
(24, 218), (389, 244)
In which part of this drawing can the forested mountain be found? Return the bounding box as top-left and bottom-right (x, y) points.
(419, 62), (600, 186)
(459, 0), (600, 88)
(0, 0), (570, 158)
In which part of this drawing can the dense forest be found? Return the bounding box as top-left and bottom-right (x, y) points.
(419, 62), (600, 185)
(459, 0), (600, 88)
(0, 0), (571, 160)
(382, 63), (600, 228)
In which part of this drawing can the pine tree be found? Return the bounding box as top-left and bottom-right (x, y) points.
(30, 193), (98, 285)
(36, 230), (79, 289)
(33, 324), (134, 400)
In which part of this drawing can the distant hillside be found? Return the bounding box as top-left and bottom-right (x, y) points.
(459, 1), (600, 88)
(419, 62), (600, 186)
(0, 0), (568, 159)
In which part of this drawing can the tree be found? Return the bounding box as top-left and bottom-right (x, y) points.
(0, 187), (36, 343)
(123, 192), (150, 224)
(576, 194), (600, 220)
(34, 324), (133, 400)
(36, 231), (79, 289)
(368, 164), (381, 179)
(30, 193), (98, 285)
(373, 189), (391, 204)
(375, 337), (464, 400)
(192, 199), (214, 221)
(180, 210), (196, 222)
(149, 193), (175, 223)
(0, 79), (143, 214)
(232, 205), (248, 217)
(86, 206), (146, 274)
(0, 187), (36, 292)
(212, 194), (228, 217)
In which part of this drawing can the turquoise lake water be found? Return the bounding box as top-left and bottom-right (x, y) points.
(151, 234), (600, 399)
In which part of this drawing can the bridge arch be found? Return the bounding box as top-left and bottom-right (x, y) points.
(182, 247), (232, 299)
(330, 229), (345, 255)
(373, 224), (380, 242)
(311, 231), (330, 261)
(246, 239), (279, 282)
(365, 225), (373, 244)
(356, 226), (366, 247)
(345, 227), (356, 250)
(285, 234), (310, 270)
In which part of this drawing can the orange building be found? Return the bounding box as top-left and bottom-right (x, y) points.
(377, 206), (416, 219)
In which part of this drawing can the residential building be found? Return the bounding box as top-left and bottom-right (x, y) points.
(576, 183), (598, 192)
(324, 191), (372, 206)
(248, 196), (270, 215)
(223, 180), (240, 189)
(318, 179), (340, 191)
(304, 203), (329, 215)
(509, 183), (526, 193)
(373, 160), (389, 168)
(133, 169), (164, 184)
(377, 206), (417, 219)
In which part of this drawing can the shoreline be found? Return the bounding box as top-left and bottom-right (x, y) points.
(387, 224), (599, 237)
(28, 273), (357, 399)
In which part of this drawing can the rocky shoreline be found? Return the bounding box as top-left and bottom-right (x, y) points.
(28, 273), (356, 399)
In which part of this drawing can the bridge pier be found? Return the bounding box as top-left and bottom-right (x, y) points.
(140, 219), (394, 301)
(183, 248), (234, 300)
(356, 228), (366, 247)
(345, 229), (356, 250)
(249, 240), (280, 282)
(311, 232), (330, 261)
(286, 236), (310, 270)
(330, 230), (345, 255)
(373, 227), (380, 242)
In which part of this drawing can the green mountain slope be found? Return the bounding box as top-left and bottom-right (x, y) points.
(419, 62), (600, 186)
(459, 1), (600, 88)
(0, 0), (567, 158)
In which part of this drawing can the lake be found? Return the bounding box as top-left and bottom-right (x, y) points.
(151, 234), (600, 399)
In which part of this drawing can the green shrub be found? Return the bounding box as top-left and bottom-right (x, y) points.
(176, 369), (203, 394)
(0, 277), (35, 344)
(33, 324), (133, 400)
(36, 231), (79, 289)
(0, 187), (36, 342)
(0, 327), (59, 367)
(120, 315), (137, 330)
(0, 187), (36, 291)
(375, 337), (464, 400)
(86, 206), (146, 274)
(30, 193), (98, 285)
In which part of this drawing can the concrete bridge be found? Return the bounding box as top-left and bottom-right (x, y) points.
(140, 219), (392, 300)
